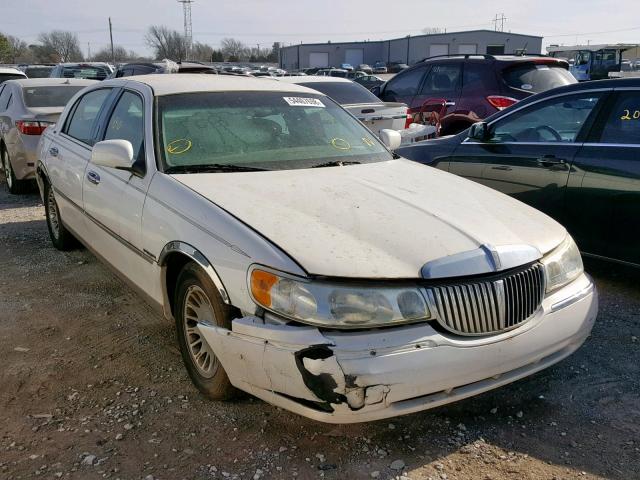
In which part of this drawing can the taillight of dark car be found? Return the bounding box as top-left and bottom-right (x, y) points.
(15, 120), (52, 135)
(486, 95), (518, 111)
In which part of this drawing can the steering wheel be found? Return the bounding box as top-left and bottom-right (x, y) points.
(535, 125), (562, 142)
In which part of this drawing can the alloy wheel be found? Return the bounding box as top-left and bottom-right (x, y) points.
(183, 285), (219, 378)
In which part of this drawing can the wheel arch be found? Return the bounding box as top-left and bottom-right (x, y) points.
(158, 241), (231, 319)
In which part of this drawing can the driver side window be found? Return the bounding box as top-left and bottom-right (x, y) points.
(491, 94), (602, 143)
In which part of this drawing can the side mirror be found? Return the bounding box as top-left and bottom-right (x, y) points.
(380, 129), (402, 150)
(91, 139), (135, 170)
(370, 85), (381, 96)
(468, 122), (491, 142)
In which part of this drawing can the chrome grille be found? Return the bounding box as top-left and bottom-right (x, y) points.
(427, 263), (545, 336)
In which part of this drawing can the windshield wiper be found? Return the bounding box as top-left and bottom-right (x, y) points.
(311, 160), (361, 168)
(165, 164), (270, 174)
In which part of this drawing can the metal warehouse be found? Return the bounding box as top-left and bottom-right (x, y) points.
(280, 30), (542, 70)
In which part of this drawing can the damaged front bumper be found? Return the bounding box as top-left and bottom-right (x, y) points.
(200, 274), (597, 423)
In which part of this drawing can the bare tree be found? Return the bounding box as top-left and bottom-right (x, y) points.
(220, 38), (248, 61)
(37, 30), (83, 62)
(145, 25), (188, 61)
(422, 27), (445, 35)
(5, 35), (30, 63)
(190, 42), (213, 62)
(91, 45), (140, 62)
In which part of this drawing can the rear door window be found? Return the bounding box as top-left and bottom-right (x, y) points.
(419, 64), (462, 95)
(502, 64), (576, 93)
(598, 91), (640, 145)
(64, 89), (113, 145)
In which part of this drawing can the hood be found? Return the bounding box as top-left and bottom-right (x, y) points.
(171, 160), (566, 279)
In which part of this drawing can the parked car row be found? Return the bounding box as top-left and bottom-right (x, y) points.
(25, 73), (597, 424)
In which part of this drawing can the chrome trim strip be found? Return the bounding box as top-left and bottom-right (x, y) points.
(52, 186), (155, 264)
(158, 241), (231, 305)
(550, 282), (594, 312)
(581, 142), (640, 148)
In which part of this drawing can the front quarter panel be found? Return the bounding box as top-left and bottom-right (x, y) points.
(143, 173), (306, 313)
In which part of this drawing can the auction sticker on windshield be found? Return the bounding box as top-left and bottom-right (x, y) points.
(283, 97), (325, 107)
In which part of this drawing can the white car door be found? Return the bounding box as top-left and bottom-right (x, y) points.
(81, 87), (159, 295)
(46, 88), (115, 233)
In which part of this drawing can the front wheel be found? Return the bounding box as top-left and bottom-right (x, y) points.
(174, 263), (238, 400)
(44, 181), (77, 251)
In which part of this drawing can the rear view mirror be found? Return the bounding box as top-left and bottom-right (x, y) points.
(468, 122), (492, 142)
(91, 139), (135, 170)
(380, 129), (402, 150)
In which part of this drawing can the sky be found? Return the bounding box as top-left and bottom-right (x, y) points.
(3, 0), (640, 57)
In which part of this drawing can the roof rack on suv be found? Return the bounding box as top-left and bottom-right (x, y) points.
(420, 54), (496, 62)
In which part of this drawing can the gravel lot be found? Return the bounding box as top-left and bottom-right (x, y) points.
(1, 177), (639, 480)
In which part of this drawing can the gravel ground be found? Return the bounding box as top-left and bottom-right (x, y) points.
(1, 177), (639, 480)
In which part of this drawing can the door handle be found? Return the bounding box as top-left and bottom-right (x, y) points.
(537, 155), (567, 168)
(86, 170), (101, 185)
(491, 165), (512, 171)
(49, 147), (58, 157)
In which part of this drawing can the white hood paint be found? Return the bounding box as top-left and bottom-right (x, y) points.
(172, 160), (566, 279)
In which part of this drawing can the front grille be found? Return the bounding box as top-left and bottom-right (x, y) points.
(426, 263), (546, 336)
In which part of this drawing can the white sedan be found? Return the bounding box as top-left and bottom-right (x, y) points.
(37, 74), (597, 423)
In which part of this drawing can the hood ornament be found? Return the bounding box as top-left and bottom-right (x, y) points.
(421, 244), (541, 279)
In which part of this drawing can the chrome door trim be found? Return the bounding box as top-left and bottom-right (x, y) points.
(158, 241), (231, 305)
(52, 186), (155, 265)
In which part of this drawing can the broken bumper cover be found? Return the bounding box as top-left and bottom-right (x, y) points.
(201, 274), (597, 423)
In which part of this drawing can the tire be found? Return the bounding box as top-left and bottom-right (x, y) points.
(174, 262), (238, 400)
(2, 148), (29, 195)
(44, 181), (77, 251)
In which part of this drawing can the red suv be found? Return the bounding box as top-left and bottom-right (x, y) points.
(373, 54), (576, 135)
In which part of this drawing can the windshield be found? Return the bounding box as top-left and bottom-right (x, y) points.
(301, 81), (381, 105)
(0, 74), (25, 84)
(502, 63), (576, 93)
(61, 65), (110, 80)
(157, 91), (392, 172)
(24, 67), (53, 78)
(22, 86), (87, 108)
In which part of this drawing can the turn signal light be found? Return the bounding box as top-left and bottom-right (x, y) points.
(15, 120), (52, 135)
(486, 96), (518, 111)
(404, 108), (414, 129)
(250, 269), (278, 307)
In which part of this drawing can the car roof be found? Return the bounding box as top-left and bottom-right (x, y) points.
(277, 76), (352, 84)
(0, 67), (27, 75)
(57, 62), (111, 67)
(99, 73), (322, 96)
(8, 78), (98, 88)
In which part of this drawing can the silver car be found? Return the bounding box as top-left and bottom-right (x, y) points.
(0, 78), (96, 193)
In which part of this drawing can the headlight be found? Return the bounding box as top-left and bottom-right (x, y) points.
(541, 235), (583, 293)
(249, 268), (431, 328)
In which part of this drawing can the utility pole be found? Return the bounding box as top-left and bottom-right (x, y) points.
(108, 17), (115, 64)
(493, 13), (507, 32)
(178, 0), (194, 59)
(87, 42), (91, 60)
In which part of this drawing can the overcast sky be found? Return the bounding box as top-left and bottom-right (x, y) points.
(3, 0), (640, 57)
